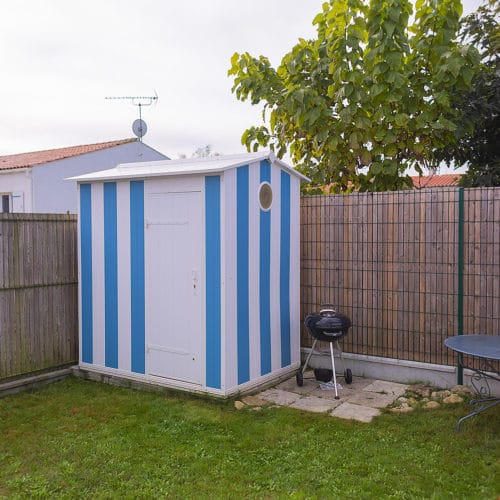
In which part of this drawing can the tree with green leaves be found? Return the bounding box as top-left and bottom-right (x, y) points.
(193, 145), (220, 158)
(229, 0), (479, 192)
(437, 0), (499, 187)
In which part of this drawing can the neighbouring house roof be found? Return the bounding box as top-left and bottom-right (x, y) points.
(318, 172), (463, 194)
(69, 151), (310, 183)
(411, 173), (462, 189)
(0, 138), (137, 171)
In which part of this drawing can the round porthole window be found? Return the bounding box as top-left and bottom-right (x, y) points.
(259, 182), (273, 211)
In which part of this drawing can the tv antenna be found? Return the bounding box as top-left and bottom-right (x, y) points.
(105, 92), (158, 141)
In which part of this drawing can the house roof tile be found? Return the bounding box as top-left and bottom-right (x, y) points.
(0, 138), (136, 171)
(411, 173), (462, 188)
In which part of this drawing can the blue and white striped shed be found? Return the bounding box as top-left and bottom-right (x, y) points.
(72, 151), (308, 396)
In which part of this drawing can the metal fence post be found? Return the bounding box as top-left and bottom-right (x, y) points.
(457, 187), (464, 385)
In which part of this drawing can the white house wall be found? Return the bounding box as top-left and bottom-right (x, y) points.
(0, 169), (32, 212)
(33, 142), (166, 214)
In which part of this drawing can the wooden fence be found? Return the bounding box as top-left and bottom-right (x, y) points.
(301, 187), (500, 368)
(0, 214), (78, 380)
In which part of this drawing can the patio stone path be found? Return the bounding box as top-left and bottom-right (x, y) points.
(251, 372), (409, 422)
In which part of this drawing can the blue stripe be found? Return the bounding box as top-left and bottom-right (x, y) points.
(237, 166), (250, 384)
(280, 172), (291, 367)
(205, 176), (221, 389)
(80, 184), (93, 364)
(104, 182), (118, 369)
(130, 181), (145, 374)
(260, 161), (271, 375)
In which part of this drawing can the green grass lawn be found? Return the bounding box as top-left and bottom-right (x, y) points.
(0, 378), (499, 499)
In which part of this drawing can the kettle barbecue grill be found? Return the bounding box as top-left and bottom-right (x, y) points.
(297, 305), (352, 399)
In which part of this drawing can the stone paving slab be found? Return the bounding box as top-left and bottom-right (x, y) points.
(363, 380), (408, 398)
(310, 375), (371, 397)
(341, 377), (374, 391)
(310, 386), (359, 401)
(290, 395), (342, 413)
(330, 402), (381, 423)
(344, 391), (398, 409)
(259, 388), (302, 406)
(275, 377), (318, 395)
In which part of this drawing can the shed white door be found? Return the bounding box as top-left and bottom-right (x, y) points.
(145, 189), (204, 385)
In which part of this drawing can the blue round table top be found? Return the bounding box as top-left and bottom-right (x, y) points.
(444, 335), (500, 361)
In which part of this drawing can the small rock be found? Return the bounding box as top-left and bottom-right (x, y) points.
(424, 401), (440, 409)
(391, 403), (415, 413)
(443, 394), (464, 404)
(234, 401), (246, 410)
(407, 397), (418, 405)
(451, 385), (473, 396)
(398, 396), (408, 403)
(242, 395), (266, 406)
(431, 390), (451, 400)
(250, 406), (262, 411)
(409, 384), (432, 398)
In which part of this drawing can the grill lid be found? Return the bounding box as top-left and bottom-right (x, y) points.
(304, 305), (351, 342)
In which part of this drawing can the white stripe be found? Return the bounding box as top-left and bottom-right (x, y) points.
(270, 164), (281, 371)
(248, 161), (261, 380)
(219, 169), (232, 392)
(117, 181), (131, 372)
(91, 183), (105, 367)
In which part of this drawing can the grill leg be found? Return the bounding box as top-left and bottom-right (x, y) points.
(335, 340), (347, 373)
(330, 343), (340, 399)
(301, 339), (318, 375)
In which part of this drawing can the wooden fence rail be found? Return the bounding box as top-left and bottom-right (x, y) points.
(0, 214), (78, 380)
(300, 187), (500, 369)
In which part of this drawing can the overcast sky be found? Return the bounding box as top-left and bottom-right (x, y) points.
(0, 0), (481, 164)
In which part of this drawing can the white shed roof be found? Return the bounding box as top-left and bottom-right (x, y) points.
(69, 151), (309, 182)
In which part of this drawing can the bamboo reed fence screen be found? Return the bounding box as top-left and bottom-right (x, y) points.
(300, 187), (500, 368)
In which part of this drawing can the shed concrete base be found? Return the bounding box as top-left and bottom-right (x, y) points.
(72, 363), (301, 400)
(302, 348), (500, 397)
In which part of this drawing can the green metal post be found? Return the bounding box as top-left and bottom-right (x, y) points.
(457, 188), (464, 385)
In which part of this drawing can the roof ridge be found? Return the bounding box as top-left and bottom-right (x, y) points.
(0, 138), (135, 158)
(0, 138), (137, 171)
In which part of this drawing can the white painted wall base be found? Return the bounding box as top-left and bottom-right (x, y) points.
(302, 348), (500, 397)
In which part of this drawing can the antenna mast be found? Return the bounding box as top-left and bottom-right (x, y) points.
(105, 93), (158, 141)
